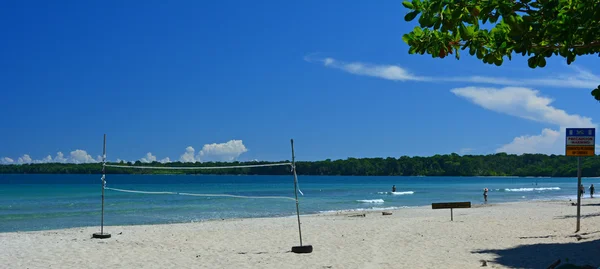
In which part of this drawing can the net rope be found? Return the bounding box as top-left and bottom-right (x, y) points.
(101, 161), (302, 201)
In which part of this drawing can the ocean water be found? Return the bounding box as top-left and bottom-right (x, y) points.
(0, 174), (596, 233)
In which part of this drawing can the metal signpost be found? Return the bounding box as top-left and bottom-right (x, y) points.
(565, 128), (595, 232)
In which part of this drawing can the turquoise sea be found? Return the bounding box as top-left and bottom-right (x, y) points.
(0, 174), (595, 233)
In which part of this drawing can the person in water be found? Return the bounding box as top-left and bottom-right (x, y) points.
(392, 185), (396, 192)
(483, 188), (488, 203)
(590, 184), (595, 198)
(579, 184), (585, 198)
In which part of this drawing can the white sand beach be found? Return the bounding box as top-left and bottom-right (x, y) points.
(2, 199), (600, 268)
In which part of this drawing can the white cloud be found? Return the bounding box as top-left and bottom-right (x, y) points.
(308, 56), (600, 89)
(1, 151), (88, 165)
(196, 140), (249, 162)
(451, 86), (597, 154)
(179, 146), (196, 163)
(308, 57), (427, 82)
(137, 152), (170, 163)
(0, 157), (14, 164)
(69, 150), (99, 164)
(176, 140), (249, 163)
(451, 87), (594, 127)
(38, 155), (53, 163)
(496, 128), (562, 154)
(54, 152), (67, 163)
(17, 154), (32, 164)
(140, 152), (157, 163)
(1, 140), (249, 166)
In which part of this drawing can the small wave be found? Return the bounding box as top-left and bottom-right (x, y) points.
(377, 191), (414, 195)
(504, 187), (561, 192)
(356, 199), (384, 203)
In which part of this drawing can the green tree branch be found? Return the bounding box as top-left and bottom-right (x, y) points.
(401, 0), (600, 101)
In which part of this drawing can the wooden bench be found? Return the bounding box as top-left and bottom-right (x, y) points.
(431, 202), (471, 221)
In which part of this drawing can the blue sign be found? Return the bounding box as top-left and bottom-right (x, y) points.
(566, 128), (595, 137)
(566, 128), (596, 156)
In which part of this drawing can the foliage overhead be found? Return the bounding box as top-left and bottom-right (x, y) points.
(401, 0), (600, 100)
(2, 153), (600, 177)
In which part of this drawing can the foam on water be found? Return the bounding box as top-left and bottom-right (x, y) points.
(504, 187), (561, 192)
(356, 199), (385, 203)
(377, 191), (414, 195)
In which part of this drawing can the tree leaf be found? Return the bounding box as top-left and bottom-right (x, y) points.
(527, 56), (537, 68)
(404, 11), (419, 21)
(537, 56), (547, 67)
(402, 1), (414, 9)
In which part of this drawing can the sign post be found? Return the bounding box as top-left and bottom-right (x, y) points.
(566, 128), (595, 232)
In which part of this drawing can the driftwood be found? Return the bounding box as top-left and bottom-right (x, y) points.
(348, 214), (366, 217)
(547, 259), (561, 269)
(382, 212), (392, 216)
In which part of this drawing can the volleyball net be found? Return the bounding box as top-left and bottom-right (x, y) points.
(93, 135), (310, 252)
(101, 161), (303, 200)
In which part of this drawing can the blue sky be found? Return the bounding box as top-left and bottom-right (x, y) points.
(1, 0), (598, 164)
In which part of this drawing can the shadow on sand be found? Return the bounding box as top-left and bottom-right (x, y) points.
(554, 212), (600, 220)
(472, 238), (600, 268)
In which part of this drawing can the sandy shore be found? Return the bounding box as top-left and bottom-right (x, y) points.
(2, 199), (600, 269)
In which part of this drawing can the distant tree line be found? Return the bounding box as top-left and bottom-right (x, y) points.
(1, 153), (599, 177)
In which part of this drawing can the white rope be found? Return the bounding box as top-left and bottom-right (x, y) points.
(105, 162), (292, 170)
(104, 187), (296, 201)
(178, 192), (297, 201)
(105, 187), (177, 195)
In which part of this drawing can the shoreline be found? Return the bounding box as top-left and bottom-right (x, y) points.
(3, 199), (600, 268)
(0, 197), (583, 234)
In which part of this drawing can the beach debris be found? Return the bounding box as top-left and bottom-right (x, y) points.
(382, 212), (392, 216)
(547, 259), (561, 269)
(568, 234), (585, 241)
(479, 259), (487, 267)
(348, 213), (366, 217)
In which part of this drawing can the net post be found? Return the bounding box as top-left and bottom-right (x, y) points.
(576, 156), (582, 232)
(93, 134), (111, 239)
(290, 139), (312, 254)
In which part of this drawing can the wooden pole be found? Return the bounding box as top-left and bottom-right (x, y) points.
(101, 134), (106, 234)
(451, 208), (453, 221)
(291, 139), (303, 246)
(93, 134), (110, 239)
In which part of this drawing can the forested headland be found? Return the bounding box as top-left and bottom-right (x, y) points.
(1, 153), (600, 177)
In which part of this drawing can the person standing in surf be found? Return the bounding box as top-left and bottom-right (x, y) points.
(590, 184), (595, 198)
(392, 185), (396, 192)
(483, 188), (488, 203)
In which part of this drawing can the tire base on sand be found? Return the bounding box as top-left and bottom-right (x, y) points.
(291, 245), (313, 254)
(92, 232), (111, 239)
